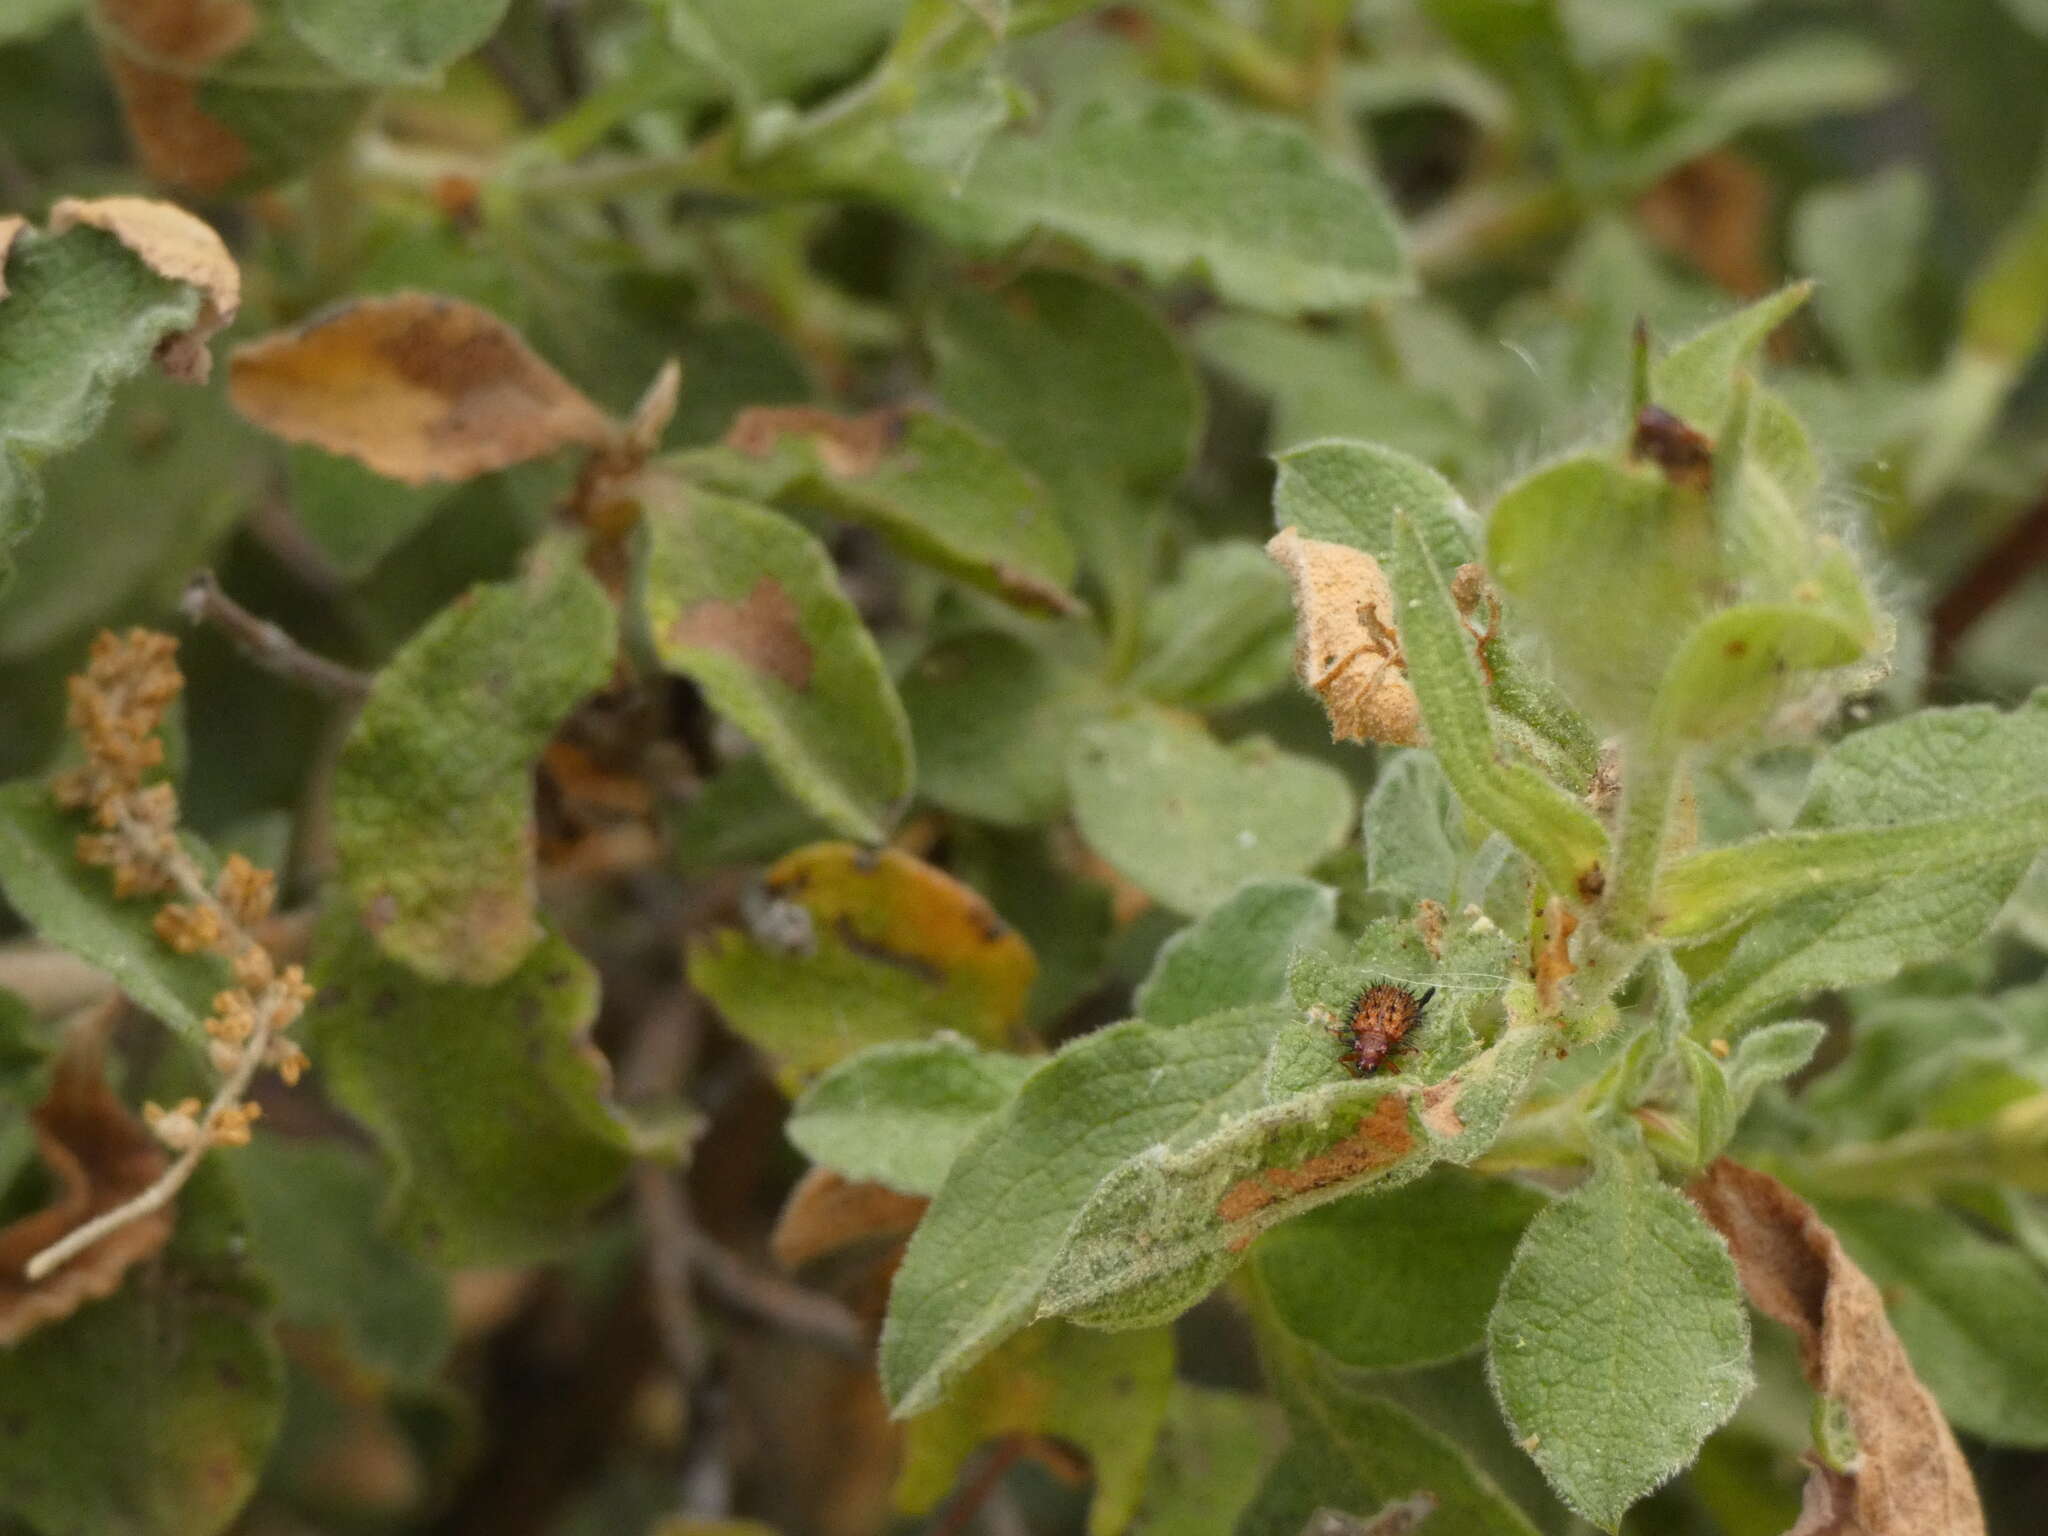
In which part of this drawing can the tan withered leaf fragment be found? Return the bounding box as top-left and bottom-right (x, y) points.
(1688, 1160), (1985, 1536)
(1266, 527), (1422, 747)
(50, 196), (240, 382)
(0, 1035), (173, 1346)
(230, 293), (617, 485)
(94, 0), (260, 194)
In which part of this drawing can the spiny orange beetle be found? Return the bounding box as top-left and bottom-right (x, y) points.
(1329, 983), (1434, 1076)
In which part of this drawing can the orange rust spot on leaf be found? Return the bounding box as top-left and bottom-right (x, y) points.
(1533, 897), (1579, 1012)
(1216, 1095), (1413, 1227)
(666, 577), (815, 690)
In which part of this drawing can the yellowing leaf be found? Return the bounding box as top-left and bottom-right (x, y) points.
(896, 1321), (1174, 1536)
(690, 842), (1037, 1080)
(229, 294), (615, 485)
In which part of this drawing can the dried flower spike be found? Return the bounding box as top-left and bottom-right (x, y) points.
(25, 629), (310, 1286)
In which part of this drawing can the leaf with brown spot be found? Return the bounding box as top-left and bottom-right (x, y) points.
(92, 0), (367, 195)
(690, 843), (1037, 1081)
(1688, 1160), (1985, 1536)
(0, 1032), (172, 1346)
(230, 294), (616, 485)
(49, 197), (239, 382)
(684, 403), (1079, 614)
(1267, 527), (1422, 747)
(1038, 1014), (1549, 1329)
(332, 540), (616, 984)
(636, 468), (913, 841)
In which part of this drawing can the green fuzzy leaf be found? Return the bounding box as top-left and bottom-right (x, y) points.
(1246, 1270), (1542, 1536)
(0, 989), (53, 1191)
(879, 1005), (1277, 1415)
(689, 843), (1036, 1079)
(1390, 511), (1609, 898)
(0, 224), (205, 579)
(1819, 1197), (2048, 1447)
(306, 921), (635, 1266)
(0, 781), (230, 1037)
(1138, 1385), (1288, 1536)
(931, 268), (1200, 497)
(669, 751), (832, 871)
(1255, 1168), (1546, 1372)
(786, 1035), (1040, 1196)
(636, 471), (913, 842)
(279, 0), (511, 85)
(1132, 543), (1298, 710)
(1722, 1019), (1825, 1112)
(0, 371), (257, 659)
(896, 1321), (1173, 1536)
(0, 1162), (282, 1536)
(1487, 454), (1718, 724)
(1485, 1157), (1751, 1529)
(1040, 1008), (1547, 1330)
(1066, 711), (1354, 917)
(949, 92), (1409, 315)
(902, 630), (1111, 827)
(1272, 439), (1477, 572)
(1650, 283), (1812, 431)
(1794, 166), (1931, 376)
(229, 1136), (454, 1386)
(1136, 878), (1337, 1029)
(333, 544), (615, 985)
(1653, 602), (1871, 743)
(931, 267), (1198, 597)
(660, 0), (907, 104)
(1197, 311), (1479, 469)
(684, 407), (1077, 613)
(1673, 696), (2048, 1027)
(1363, 748), (1533, 930)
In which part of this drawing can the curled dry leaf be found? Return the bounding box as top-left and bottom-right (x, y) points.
(0, 215), (25, 301)
(95, 0), (261, 194)
(49, 197), (240, 382)
(772, 1167), (928, 1277)
(229, 293), (617, 485)
(0, 1033), (173, 1346)
(1687, 1160), (1985, 1536)
(1266, 527), (1422, 747)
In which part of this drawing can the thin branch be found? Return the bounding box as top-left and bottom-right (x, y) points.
(928, 1436), (1032, 1536)
(675, 1215), (867, 1355)
(180, 570), (369, 700)
(1927, 488), (2048, 677)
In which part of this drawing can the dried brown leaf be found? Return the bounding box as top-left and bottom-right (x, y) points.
(229, 293), (616, 485)
(95, 0), (260, 194)
(0, 1035), (173, 1346)
(0, 215), (25, 301)
(1688, 1160), (1985, 1536)
(1266, 527), (1422, 746)
(49, 196), (240, 382)
(772, 1167), (927, 1274)
(1637, 151), (1774, 300)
